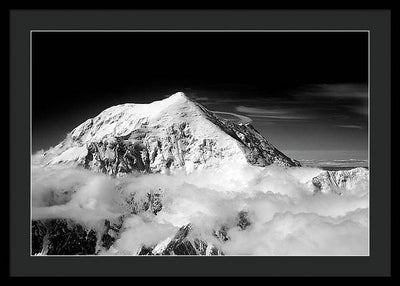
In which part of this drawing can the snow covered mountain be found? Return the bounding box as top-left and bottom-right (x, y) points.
(31, 92), (369, 256)
(38, 92), (300, 175)
(310, 167), (369, 196)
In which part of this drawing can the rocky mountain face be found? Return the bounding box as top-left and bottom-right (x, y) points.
(137, 224), (223, 256)
(310, 167), (369, 195)
(32, 208), (251, 256)
(38, 92), (300, 177)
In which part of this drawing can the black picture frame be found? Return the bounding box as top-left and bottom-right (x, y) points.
(9, 9), (391, 277)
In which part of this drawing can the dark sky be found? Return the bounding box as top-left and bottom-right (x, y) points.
(32, 32), (368, 160)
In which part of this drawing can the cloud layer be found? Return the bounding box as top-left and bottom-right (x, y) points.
(31, 161), (369, 255)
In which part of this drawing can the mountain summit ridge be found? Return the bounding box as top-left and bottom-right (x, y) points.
(39, 92), (300, 175)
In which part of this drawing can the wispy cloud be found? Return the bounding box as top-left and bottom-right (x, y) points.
(236, 106), (288, 115)
(235, 106), (314, 121)
(212, 111), (253, 124)
(249, 115), (314, 120)
(351, 105), (368, 116)
(296, 84), (367, 100)
(290, 83), (368, 123)
(336, 125), (363, 129)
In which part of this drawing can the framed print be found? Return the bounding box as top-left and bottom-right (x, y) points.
(9, 9), (391, 277)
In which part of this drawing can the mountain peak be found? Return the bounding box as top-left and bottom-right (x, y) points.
(166, 91), (189, 101)
(158, 91), (198, 110)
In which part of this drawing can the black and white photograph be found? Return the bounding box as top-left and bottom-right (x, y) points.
(31, 31), (370, 256)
